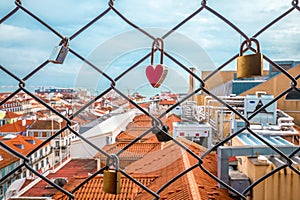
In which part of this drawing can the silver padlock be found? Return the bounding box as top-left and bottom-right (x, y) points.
(49, 38), (69, 64)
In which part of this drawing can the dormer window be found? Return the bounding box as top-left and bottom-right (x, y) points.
(14, 144), (24, 149)
(26, 139), (36, 145)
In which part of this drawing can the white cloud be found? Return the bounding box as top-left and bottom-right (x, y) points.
(1, 0), (300, 92)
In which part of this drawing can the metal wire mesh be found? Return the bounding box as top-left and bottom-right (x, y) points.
(0, 0), (299, 199)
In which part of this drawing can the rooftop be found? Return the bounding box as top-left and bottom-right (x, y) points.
(0, 119), (35, 134)
(15, 113), (232, 199)
(4, 111), (23, 119)
(0, 148), (19, 169)
(0, 135), (45, 156)
(21, 159), (97, 197)
(53, 175), (158, 199)
(28, 120), (67, 130)
(53, 139), (232, 200)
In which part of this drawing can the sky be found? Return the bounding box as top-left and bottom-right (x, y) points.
(0, 0), (299, 96)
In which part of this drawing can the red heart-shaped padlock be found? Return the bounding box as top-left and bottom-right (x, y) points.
(146, 64), (168, 88)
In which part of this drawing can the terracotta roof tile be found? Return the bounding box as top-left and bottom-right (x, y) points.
(22, 159), (97, 197)
(53, 175), (158, 200)
(95, 142), (161, 168)
(4, 111), (22, 119)
(128, 102), (150, 109)
(99, 142), (160, 157)
(125, 138), (232, 200)
(125, 141), (195, 200)
(0, 119), (35, 133)
(116, 129), (154, 142)
(29, 120), (67, 130)
(0, 135), (44, 156)
(159, 99), (177, 105)
(164, 114), (181, 132)
(0, 148), (19, 169)
(30, 113), (231, 199)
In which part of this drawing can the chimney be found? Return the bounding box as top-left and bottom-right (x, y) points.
(189, 67), (196, 101)
(22, 119), (26, 126)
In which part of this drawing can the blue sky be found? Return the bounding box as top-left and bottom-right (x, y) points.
(0, 0), (299, 95)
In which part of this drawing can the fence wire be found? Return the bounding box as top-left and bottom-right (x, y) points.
(0, 0), (300, 200)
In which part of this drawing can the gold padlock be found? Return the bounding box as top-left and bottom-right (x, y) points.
(103, 155), (121, 194)
(237, 38), (263, 79)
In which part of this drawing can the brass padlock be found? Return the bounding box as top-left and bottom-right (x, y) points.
(237, 38), (263, 79)
(103, 155), (121, 194)
(49, 37), (69, 64)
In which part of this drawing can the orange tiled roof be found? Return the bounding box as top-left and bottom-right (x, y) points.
(0, 119), (35, 133)
(95, 142), (160, 161)
(4, 111), (22, 119)
(72, 116), (87, 126)
(0, 148), (19, 169)
(164, 114), (181, 132)
(22, 159), (98, 197)
(181, 139), (233, 200)
(0, 135), (44, 156)
(29, 119), (67, 130)
(128, 102), (150, 109)
(116, 129), (154, 142)
(117, 113), (181, 143)
(125, 139), (232, 200)
(126, 114), (152, 128)
(159, 99), (177, 105)
(53, 175), (158, 200)
(52, 114), (231, 199)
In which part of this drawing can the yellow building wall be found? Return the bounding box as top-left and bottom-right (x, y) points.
(202, 71), (235, 90)
(239, 157), (300, 200)
(7, 118), (18, 124)
(201, 70), (269, 90)
(0, 111), (5, 120)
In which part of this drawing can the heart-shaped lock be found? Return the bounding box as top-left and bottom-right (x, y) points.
(146, 38), (168, 88)
(146, 64), (168, 88)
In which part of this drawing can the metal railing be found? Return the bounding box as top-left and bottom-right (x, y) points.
(1, 0), (299, 199)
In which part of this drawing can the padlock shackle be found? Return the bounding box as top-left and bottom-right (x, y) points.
(106, 154), (120, 171)
(240, 38), (260, 56)
(150, 38), (164, 65)
(59, 37), (69, 48)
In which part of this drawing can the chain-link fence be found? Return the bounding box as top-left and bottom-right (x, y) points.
(1, 0), (299, 199)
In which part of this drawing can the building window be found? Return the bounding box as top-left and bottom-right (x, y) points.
(7, 179), (11, 187)
(41, 160), (44, 168)
(55, 141), (59, 148)
(23, 171), (26, 178)
(40, 149), (43, 157)
(35, 164), (39, 171)
(55, 151), (60, 157)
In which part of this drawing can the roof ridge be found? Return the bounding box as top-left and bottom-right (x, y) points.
(182, 149), (202, 200)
